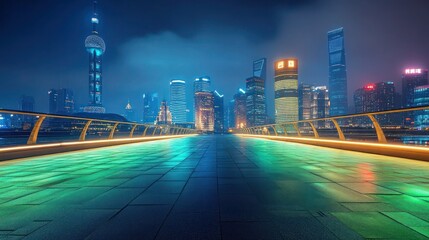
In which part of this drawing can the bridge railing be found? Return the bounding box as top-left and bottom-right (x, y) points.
(237, 106), (429, 146)
(0, 109), (197, 147)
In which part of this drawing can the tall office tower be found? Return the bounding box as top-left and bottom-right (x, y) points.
(312, 86), (330, 119)
(402, 68), (428, 125)
(48, 89), (58, 114)
(57, 89), (74, 114)
(402, 68), (428, 108)
(227, 99), (235, 130)
(194, 91), (214, 132)
(414, 85), (429, 129)
(298, 83), (314, 120)
(354, 84), (377, 114)
(84, 1), (106, 114)
(328, 27), (348, 116)
(274, 58), (299, 123)
(376, 82), (399, 126)
(169, 80), (187, 123)
(20, 95), (35, 112)
(194, 76), (211, 93)
(156, 100), (172, 125)
(375, 82), (396, 111)
(253, 58), (267, 80)
(214, 90), (224, 133)
(124, 100), (136, 122)
(246, 76), (266, 126)
(234, 89), (247, 129)
(143, 92), (159, 124)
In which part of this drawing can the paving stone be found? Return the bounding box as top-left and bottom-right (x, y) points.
(1, 135), (429, 239)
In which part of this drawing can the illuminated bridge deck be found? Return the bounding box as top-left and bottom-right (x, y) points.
(2, 135), (429, 239)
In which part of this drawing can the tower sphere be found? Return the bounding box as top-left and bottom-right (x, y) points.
(85, 34), (106, 54)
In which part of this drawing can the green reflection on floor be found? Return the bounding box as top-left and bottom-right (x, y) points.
(1, 135), (429, 239)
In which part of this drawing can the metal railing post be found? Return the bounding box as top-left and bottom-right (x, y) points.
(282, 124), (288, 136)
(271, 125), (278, 136)
(142, 125), (149, 137)
(367, 114), (387, 143)
(129, 124), (138, 138)
(108, 123), (119, 139)
(308, 122), (319, 138)
(152, 126), (158, 136)
(80, 120), (92, 141)
(330, 118), (345, 141)
(27, 115), (47, 145)
(293, 123), (302, 137)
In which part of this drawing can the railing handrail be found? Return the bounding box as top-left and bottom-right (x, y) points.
(246, 105), (429, 128)
(238, 105), (429, 144)
(0, 109), (146, 126)
(0, 109), (197, 145)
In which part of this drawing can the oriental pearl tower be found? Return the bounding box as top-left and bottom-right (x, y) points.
(84, 0), (106, 113)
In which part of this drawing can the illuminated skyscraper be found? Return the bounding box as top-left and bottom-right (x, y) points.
(402, 68), (428, 125)
(194, 76), (211, 93)
(298, 83), (313, 120)
(48, 89), (58, 114)
(195, 91), (214, 132)
(84, 1), (106, 113)
(143, 92), (159, 124)
(214, 90), (224, 133)
(227, 99), (235, 130)
(312, 86), (330, 120)
(253, 58), (267, 80)
(414, 85), (429, 129)
(49, 89), (74, 114)
(274, 58), (298, 123)
(246, 77), (266, 126)
(170, 80), (187, 123)
(354, 84), (377, 114)
(156, 100), (172, 125)
(402, 68), (428, 108)
(328, 28), (348, 116)
(234, 89), (247, 128)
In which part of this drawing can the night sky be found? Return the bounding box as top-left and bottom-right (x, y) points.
(1, 0), (429, 118)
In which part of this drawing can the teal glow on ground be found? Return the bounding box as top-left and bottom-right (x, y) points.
(1, 135), (429, 239)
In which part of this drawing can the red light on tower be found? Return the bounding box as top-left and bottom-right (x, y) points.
(364, 84), (375, 90)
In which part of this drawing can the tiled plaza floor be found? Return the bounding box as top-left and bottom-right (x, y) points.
(1, 135), (429, 239)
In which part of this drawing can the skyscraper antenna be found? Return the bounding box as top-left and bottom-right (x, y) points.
(92, 0), (99, 32)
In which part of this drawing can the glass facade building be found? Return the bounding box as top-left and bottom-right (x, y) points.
(194, 77), (211, 93)
(328, 27), (348, 116)
(253, 58), (267, 81)
(143, 92), (159, 124)
(214, 90), (224, 133)
(298, 83), (313, 120)
(234, 89), (247, 129)
(156, 100), (172, 125)
(246, 76), (266, 126)
(414, 85), (429, 129)
(402, 69), (428, 108)
(169, 80), (187, 123)
(274, 58), (298, 123)
(49, 89), (74, 115)
(195, 91), (214, 132)
(402, 69), (428, 125)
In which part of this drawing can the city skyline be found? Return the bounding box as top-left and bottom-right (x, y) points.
(1, 0), (429, 119)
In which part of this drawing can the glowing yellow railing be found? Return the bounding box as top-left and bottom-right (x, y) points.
(0, 109), (197, 146)
(237, 106), (429, 144)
